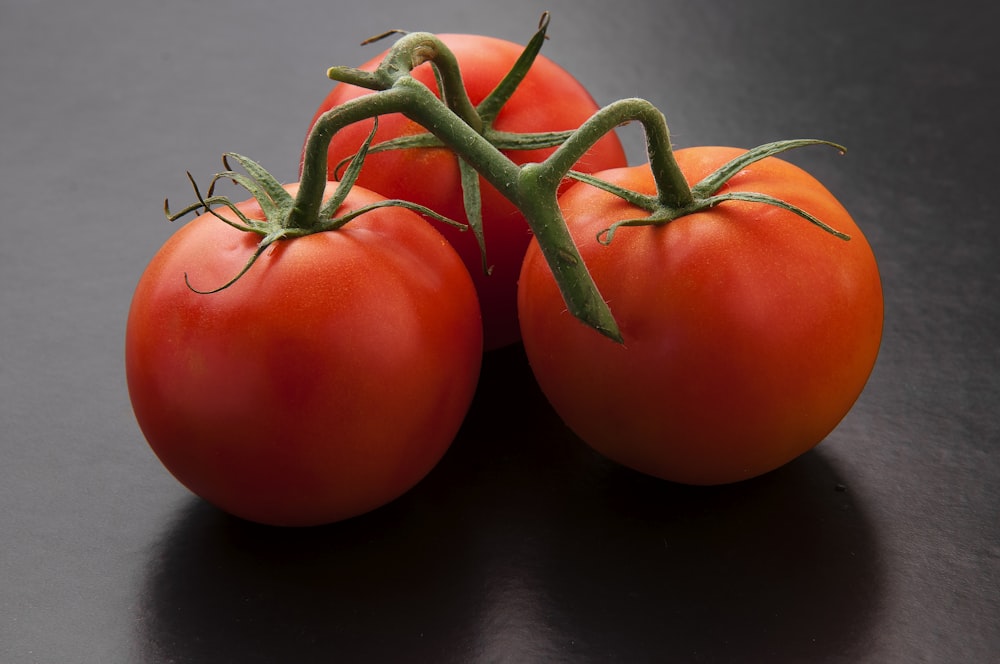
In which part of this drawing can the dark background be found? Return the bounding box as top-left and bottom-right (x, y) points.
(2, 0), (997, 662)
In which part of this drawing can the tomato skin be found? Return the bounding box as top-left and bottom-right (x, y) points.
(125, 183), (482, 526)
(518, 148), (884, 485)
(306, 34), (628, 350)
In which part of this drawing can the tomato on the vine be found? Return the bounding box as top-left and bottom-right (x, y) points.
(125, 182), (482, 527)
(306, 33), (628, 350)
(518, 147), (883, 485)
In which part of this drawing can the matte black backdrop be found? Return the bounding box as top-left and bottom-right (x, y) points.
(2, 0), (997, 662)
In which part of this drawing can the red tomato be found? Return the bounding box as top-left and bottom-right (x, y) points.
(305, 34), (628, 350)
(126, 183), (483, 526)
(518, 148), (884, 485)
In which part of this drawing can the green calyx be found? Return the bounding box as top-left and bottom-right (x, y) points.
(568, 139), (852, 245)
(164, 121), (463, 294)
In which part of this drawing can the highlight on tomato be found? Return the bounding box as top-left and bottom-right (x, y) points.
(517, 146), (884, 485)
(305, 31), (628, 350)
(126, 156), (483, 527)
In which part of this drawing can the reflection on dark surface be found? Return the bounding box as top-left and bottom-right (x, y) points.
(139, 344), (882, 663)
(139, 495), (481, 662)
(538, 446), (882, 662)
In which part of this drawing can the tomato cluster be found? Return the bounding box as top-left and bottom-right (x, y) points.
(126, 27), (883, 527)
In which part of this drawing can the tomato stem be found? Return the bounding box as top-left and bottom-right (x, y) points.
(306, 32), (625, 341)
(389, 79), (624, 342)
(220, 19), (849, 344)
(172, 16), (852, 342)
(540, 97), (694, 209)
(328, 32), (483, 134)
(292, 87), (413, 228)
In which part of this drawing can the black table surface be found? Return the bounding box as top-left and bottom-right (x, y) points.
(3, 0), (997, 662)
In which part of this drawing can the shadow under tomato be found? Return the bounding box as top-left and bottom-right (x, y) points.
(135, 347), (543, 664)
(445, 345), (885, 662)
(137, 344), (883, 663)
(532, 450), (884, 662)
(136, 486), (488, 663)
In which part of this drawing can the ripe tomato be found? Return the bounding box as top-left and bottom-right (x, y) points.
(125, 183), (483, 526)
(306, 34), (627, 350)
(518, 147), (884, 485)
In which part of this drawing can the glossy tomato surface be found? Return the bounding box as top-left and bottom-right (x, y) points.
(125, 183), (483, 526)
(518, 148), (884, 485)
(306, 34), (627, 350)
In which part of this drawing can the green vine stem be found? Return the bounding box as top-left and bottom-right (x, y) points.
(541, 97), (693, 209)
(327, 30), (484, 134)
(293, 87), (415, 226)
(299, 23), (627, 341)
(299, 25), (852, 342)
(324, 13), (575, 279)
(173, 16), (852, 345)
